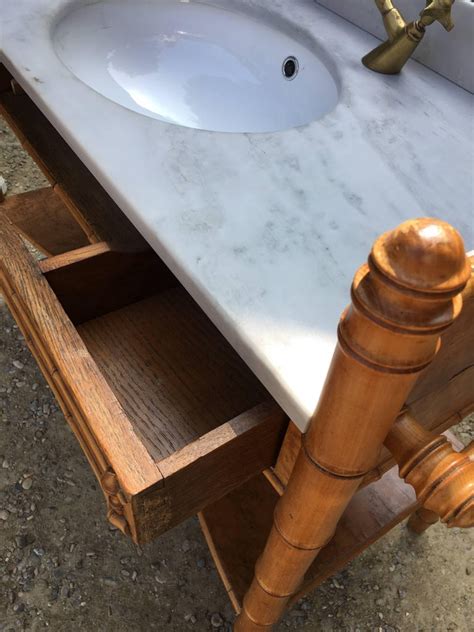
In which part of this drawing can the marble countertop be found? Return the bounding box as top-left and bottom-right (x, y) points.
(2, 0), (473, 431)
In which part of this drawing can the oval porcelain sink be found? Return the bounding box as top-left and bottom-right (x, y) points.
(53, 0), (339, 133)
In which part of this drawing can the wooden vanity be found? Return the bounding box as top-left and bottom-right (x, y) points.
(1, 68), (472, 630)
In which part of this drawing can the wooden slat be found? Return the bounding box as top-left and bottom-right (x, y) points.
(272, 420), (301, 488)
(0, 86), (148, 252)
(40, 242), (178, 324)
(200, 431), (464, 612)
(199, 475), (276, 611)
(407, 276), (474, 406)
(199, 513), (242, 613)
(38, 241), (111, 273)
(409, 366), (474, 427)
(0, 188), (89, 255)
(0, 215), (162, 496)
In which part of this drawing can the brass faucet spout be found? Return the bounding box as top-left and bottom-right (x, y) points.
(375, 0), (407, 41)
(363, 0), (455, 75)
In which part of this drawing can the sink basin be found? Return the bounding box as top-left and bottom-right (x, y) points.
(53, 0), (339, 133)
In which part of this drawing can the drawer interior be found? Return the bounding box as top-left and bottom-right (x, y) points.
(39, 242), (270, 462)
(78, 286), (268, 462)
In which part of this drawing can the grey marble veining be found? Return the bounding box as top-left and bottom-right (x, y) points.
(2, 0), (473, 431)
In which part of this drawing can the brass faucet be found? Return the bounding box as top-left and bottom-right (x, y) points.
(362, 0), (455, 74)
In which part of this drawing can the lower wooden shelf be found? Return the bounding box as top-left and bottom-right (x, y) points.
(199, 466), (423, 613)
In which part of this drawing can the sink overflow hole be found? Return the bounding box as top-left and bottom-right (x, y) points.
(282, 56), (298, 80)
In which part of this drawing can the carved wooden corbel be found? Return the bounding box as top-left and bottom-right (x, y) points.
(100, 468), (132, 536)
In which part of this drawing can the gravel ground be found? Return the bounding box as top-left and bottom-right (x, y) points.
(0, 114), (473, 632)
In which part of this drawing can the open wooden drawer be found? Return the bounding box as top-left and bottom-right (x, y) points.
(0, 219), (287, 543)
(0, 68), (287, 543)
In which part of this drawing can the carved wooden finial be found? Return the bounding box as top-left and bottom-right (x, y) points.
(371, 218), (470, 293)
(338, 219), (471, 386)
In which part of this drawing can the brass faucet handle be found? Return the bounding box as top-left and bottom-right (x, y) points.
(419, 0), (455, 31)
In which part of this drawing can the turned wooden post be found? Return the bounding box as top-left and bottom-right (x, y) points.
(234, 218), (470, 631)
(385, 412), (474, 529)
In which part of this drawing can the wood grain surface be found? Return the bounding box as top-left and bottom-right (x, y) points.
(78, 288), (270, 461)
(0, 83), (148, 251)
(0, 187), (89, 255)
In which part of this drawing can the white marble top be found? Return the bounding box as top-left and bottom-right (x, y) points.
(2, 0), (473, 431)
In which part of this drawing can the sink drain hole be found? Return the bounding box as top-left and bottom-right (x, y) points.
(282, 56), (299, 80)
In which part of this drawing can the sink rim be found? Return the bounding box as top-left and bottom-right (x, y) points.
(51, 0), (342, 134)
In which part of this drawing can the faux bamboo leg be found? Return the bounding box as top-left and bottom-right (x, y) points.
(235, 218), (470, 631)
(407, 507), (439, 534)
